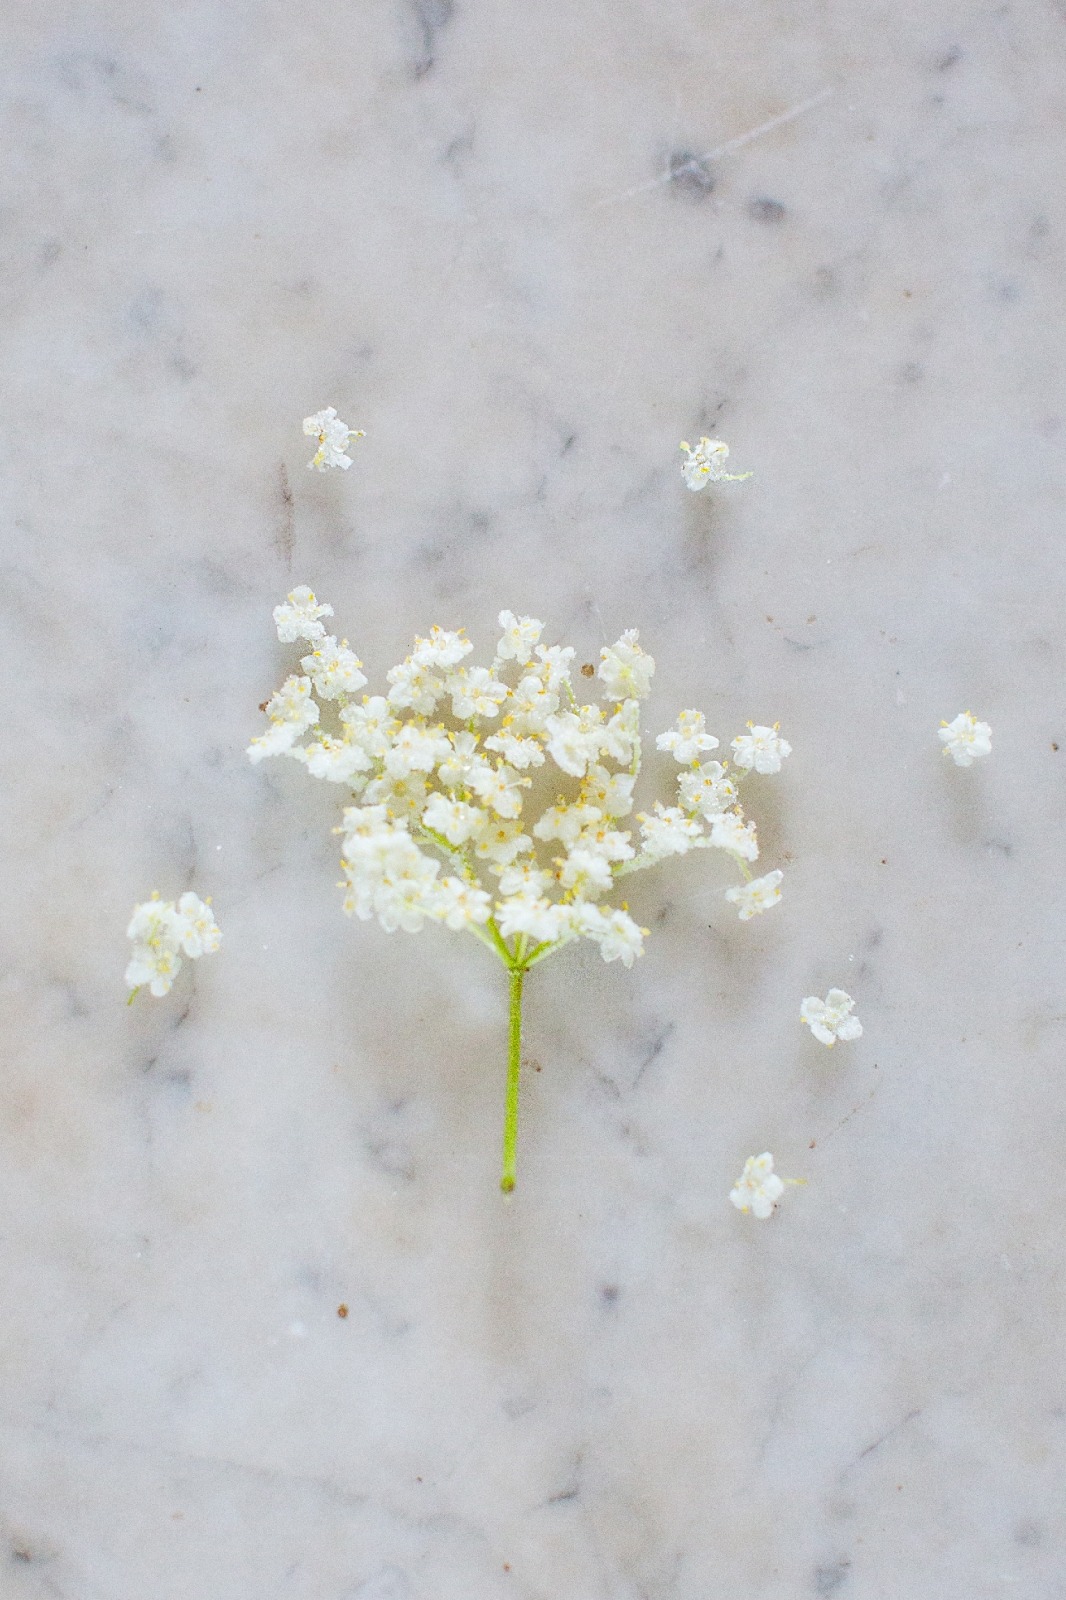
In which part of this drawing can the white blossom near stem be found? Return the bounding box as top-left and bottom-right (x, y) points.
(598, 629), (655, 701)
(679, 436), (752, 490)
(800, 989), (862, 1046)
(303, 407), (364, 471)
(677, 761), (737, 818)
(495, 610), (543, 666)
(706, 810), (759, 861)
(656, 710), (720, 763)
(724, 869), (784, 919)
(250, 591), (791, 1192)
(300, 637), (368, 699)
(273, 587), (334, 644)
(729, 1153), (785, 1219)
(939, 711), (992, 766)
(125, 891), (221, 999)
(731, 723), (792, 775)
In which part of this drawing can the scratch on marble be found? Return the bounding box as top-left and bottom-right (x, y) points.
(850, 1406), (922, 1471)
(593, 87), (835, 209)
(275, 462), (295, 569)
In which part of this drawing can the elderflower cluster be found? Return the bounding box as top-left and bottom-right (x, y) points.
(939, 711), (992, 767)
(248, 593), (792, 964)
(303, 407), (365, 471)
(679, 436), (752, 491)
(125, 892), (221, 997)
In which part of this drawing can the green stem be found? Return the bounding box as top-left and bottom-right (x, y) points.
(500, 964), (525, 1194)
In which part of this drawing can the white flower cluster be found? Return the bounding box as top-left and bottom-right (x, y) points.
(800, 988), (862, 1046)
(249, 593), (793, 967)
(303, 407), (365, 472)
(679, 436), (752, 491)
(125, 891), (221, 998)
(939, 711), (992, 767)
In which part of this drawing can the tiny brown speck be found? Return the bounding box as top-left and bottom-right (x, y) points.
(503, 1564), (511, 1573)
(337, 1304), (348, 1318)
(581, 663), (595, 677)
(765, 615), (774, 623)
(807, 615), (817, 624)
(1053, 743), (1059, 751)
(258, 700), (269, 713)
(881, 858), (887, 865)
(809, 1140), (817, 1149)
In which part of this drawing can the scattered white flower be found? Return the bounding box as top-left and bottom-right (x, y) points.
(724, 869), (783, 920)
(729, 1153), (785, 1219)
(303, 407), (364, 471)
(656, 710), (720, 763)
(939, 711), (992, 767)
(126, 891), (221, 999)
(731, 723), (792, 775)
(273, 586), (334, 644)
(800, 989), (862, 1047)
(680, 436), (752, 491)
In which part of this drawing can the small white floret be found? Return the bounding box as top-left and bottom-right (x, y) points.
(800, 989), (862, 1047)
(303, 407), (364, 472)
(598, 630), (655, 701)
(679, 437), (752, 491)
(495, 610), (544, 666)
(939, 711), (992, 767)
(729, 1153), (785, 1219)
(273, 586), (335, 644)
(724, 869), (783, 920)
(656, 710), (720, 764)
(731, 723), (792, 775)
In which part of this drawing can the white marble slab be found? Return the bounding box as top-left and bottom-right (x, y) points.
(2, 2), (1064, 1596)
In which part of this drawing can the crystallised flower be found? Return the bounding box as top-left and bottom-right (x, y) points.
(729, 1153), (785, 1219)
(939, 711), (992, 767)
(800, 988), (862, 1047)
(303, 407), (364, 471)
(680, 436), (752, 491)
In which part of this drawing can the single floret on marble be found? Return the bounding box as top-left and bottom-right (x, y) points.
(800, 989), (862, 1047)
(729, 1153), (785, 1219)
(679, 436), (752, 490)
(939, 711), (992, 767)
(303, 407), (364, 471)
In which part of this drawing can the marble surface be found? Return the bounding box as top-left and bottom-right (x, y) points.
(3, 2), (1065, 1595)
